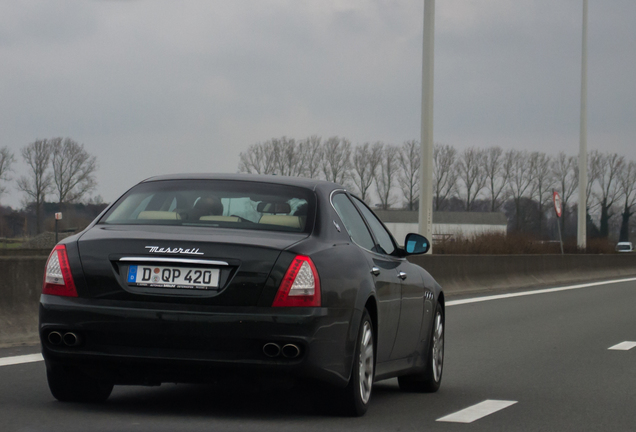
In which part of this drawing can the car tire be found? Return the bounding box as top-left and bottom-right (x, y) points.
(47, 365), (114, 403)
(339, 309), (375, 416)
(398, 302), (444, 393)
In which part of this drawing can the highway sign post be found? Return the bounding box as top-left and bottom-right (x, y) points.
(578, 0), (588, 250)
(55, 213), (62, 243)
(418, 0), (435, 253)
(553, 191), (564, 255)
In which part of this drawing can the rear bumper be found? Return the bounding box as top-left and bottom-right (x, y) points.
(39, 295), (357, 387)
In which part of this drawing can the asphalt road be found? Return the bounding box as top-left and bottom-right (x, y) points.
(1, 278), (635, 432)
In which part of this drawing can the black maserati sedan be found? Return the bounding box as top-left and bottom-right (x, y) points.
(39, 174), (444, 416)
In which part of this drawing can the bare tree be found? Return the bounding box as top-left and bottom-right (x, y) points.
(507, 150), (536, 231)
(530, 152), (555, 237)
(51, 138), (98, 205)
(321, 136), (352, 185)
(375, 145), (399, 210)
(593, 152), (625, 238)
(0, 146), (16, 198)
(458, 147), (487, 211)
(17, 139), (54, 234)
(483, 146), (510, 212)
(551, 152), (579, 233)
(433, 144), (458, 210)
(271, 137), (304, 177)
(298, 135), (323, 179)
(238, 141), (277, 175)
(352, 142), (383, 203)
(618, 161), (636, 242)
(397, 140), (420, 210)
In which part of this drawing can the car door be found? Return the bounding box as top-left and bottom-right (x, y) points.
(390, 261), (427, 360)
(330, 193), (402, 364)
(351, 197), (425, 361)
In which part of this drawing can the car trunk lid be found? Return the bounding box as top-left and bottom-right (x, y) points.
(76, 225), (306, 306)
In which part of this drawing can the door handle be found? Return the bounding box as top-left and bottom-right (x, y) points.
(371, 267), (381, 276)
(398, 271), (407, 280)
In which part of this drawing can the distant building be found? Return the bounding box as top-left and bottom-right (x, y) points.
(374, 210), (508, 243)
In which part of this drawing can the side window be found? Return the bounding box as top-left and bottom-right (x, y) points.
(331, 193), (375, 251)
(352, 197), (396, 256)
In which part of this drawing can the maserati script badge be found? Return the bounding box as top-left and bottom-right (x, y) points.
(145, 246), (204, 255)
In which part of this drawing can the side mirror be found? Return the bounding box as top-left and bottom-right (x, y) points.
(404, 233), (430, 255)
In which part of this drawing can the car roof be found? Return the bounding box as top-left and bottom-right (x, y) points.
(141, 173), (343, 192)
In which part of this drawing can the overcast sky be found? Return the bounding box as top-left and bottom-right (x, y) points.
(1, 0), (635, 208)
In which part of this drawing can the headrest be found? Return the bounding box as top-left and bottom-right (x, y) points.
(193, 196), (223, 216)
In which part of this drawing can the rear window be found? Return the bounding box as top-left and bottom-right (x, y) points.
(100, 180), (315, 233)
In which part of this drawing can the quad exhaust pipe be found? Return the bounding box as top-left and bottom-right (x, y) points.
(47, 331), (81, 347)
(263, 343), (281, 358)
(262, 342), (301, 359)
(47, 331), (62, 345)
(63, 332), (81, 347)
(281, 344), (300, 359)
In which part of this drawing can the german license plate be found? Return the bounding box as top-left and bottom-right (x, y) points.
(127, 265), (220, 289)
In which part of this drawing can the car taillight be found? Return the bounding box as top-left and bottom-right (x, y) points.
(42, 245), (78, 297)
(272, 255), (320, 307)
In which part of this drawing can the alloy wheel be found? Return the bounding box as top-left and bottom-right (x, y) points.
(431, 311), (444, 383)
(358, 321), (374, 404)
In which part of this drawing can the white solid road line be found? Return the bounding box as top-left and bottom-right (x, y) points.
(0, 353), (44, 367)
(608, 341), (636, 351)
(436, 400), (518, 423)
(446, 277), (636, 307)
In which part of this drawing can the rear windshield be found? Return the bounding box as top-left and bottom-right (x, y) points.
(100, 180), (315, 233)
(617, 244), (632, 251)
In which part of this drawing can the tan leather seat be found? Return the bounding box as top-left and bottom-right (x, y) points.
(258, 215), (302, 229)
(199, 216), (240, 222)
(138, 211), (180, 220)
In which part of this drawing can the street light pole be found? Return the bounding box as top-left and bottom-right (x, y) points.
(419, 0), (435, 252)
(577, 0), (588, 250)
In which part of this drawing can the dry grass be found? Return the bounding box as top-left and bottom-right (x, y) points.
(433, 232), (616, 255)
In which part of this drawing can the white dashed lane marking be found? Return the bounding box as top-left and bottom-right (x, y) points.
(436, 400), (518, 423)
(0, 354), (43, 367)
(608, 341), (636, 351)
